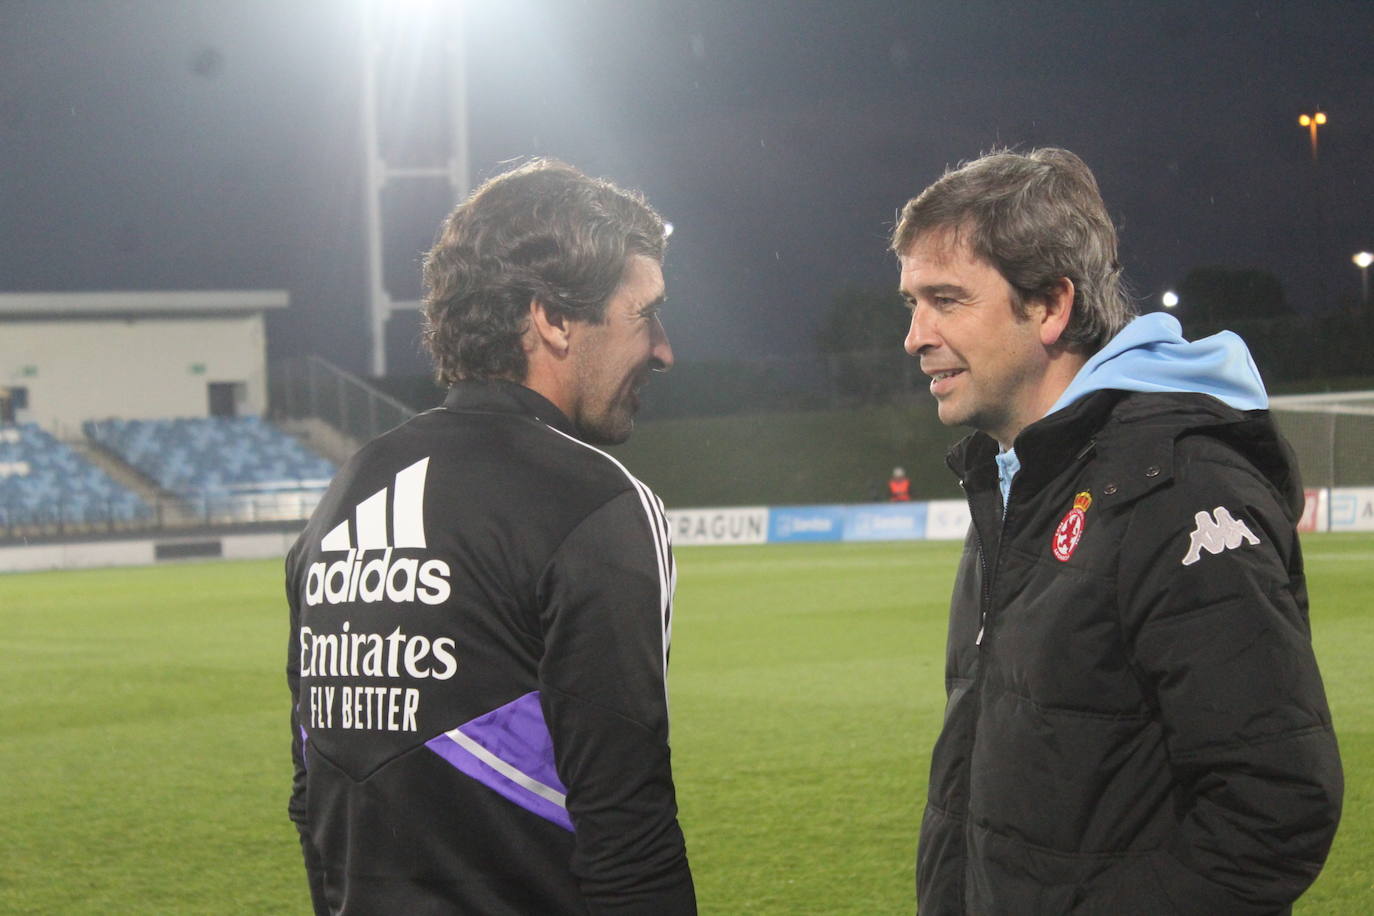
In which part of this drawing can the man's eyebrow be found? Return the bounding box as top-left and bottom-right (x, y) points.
(903, 283), (971, 300)
(639, 293), (666, 313)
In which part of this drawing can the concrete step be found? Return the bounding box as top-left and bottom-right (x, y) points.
(65, 438), (202, 525)
(275, 416), (360, 468)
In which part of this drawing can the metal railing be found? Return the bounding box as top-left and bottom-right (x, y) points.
(270, 355), (416, 444)
(0, 486), (329, 542)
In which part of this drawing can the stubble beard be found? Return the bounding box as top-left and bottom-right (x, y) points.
(573, 369), (640, 446)
(578, 403), (634, 445)
(938, 386), (1001, 440)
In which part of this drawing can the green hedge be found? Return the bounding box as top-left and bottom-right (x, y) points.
(607, 399), (966, 507)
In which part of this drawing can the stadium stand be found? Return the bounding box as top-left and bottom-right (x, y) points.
(0, 423), (150, 529)
(83, 416), (335, 498)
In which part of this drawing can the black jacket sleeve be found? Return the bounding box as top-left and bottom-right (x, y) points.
(1117, 441), (1342, 914)
(537, 489), (696, 915)
(285, 547), (330, 916)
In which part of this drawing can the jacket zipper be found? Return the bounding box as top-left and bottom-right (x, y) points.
(972, 438), (1095, 647)
(973, 504), (1009, 647)
(973, 521), (991, 646)
(970, 493), (1002, 647)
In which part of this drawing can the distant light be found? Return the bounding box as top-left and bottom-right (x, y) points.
(1298, 109), (1329, 161)
(1354, 252), (1373, 269)
(1162, 291), (1179, 309)
(663, 221), (674, 239)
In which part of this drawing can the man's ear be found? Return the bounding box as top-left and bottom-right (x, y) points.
(1037, 277), (1075, 347)
(527, 298), (571, 357)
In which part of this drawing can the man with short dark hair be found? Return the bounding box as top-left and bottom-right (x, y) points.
(287, 159), (695, 914)
(894, 148), (1341, 913)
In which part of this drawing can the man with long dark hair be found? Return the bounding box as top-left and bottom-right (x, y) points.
(287, 159), (694, 914)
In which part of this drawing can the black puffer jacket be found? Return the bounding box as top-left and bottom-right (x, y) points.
(917, 390), (1342, 915)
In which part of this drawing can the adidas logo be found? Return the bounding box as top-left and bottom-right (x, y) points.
(304, 457), (452, 607)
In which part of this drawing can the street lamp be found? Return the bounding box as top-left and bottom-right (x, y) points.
(1354, 251), (1373, 310)
(1298, 110), (1328, 161)
(1161, 290), (1179, 309)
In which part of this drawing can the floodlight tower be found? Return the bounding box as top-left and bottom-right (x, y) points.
(1355, 251), (1373, 312)
(1298, 110), (1327, 161)
(1296, 108), (1331, 308)
(359, 0), (470, 376)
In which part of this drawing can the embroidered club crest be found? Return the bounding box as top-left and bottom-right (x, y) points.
(1052, 491), (1093, 562)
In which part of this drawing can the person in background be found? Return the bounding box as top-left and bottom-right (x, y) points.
(287, 159), (695, 915)
(888, 466), (912, 501)
(893, 147), (1341, 914)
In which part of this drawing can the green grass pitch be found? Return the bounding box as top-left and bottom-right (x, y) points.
(1, 534), (1370, 913)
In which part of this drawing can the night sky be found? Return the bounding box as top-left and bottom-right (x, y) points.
(3, 0), (1371, 377)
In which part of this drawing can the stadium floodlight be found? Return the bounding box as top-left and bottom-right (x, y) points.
(1354, 252), (1373, 310)
(359, 0), (469, 376)
(1161, 290), (1179, 309)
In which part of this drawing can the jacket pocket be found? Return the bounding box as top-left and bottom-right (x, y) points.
(968, 823), (1177, 915)
(926, 678), (976, 811)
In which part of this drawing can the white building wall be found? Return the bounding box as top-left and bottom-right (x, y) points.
(0, 314), (267, 433)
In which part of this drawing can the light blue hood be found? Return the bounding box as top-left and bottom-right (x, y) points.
(1045, 311), (1267, 416)
(996, 312), (1269, 507)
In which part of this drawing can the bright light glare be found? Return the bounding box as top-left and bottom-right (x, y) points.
(1316, 111), (1328, 125)
(1299, 114), (1311, 127)
(1354, 252), (1373, 269)
(663, 221), (674, 239)
(1162, 291), (1179, 309)
(386, 0), (438, 12)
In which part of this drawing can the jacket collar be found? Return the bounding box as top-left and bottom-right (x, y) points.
(947, 388), (1298, 515)
(441, 379), (578, 438)
(947, 390), (1123, 493)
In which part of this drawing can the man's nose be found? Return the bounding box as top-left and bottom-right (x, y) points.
(904, 306), (936, 357)
(650, 316), (674, 371)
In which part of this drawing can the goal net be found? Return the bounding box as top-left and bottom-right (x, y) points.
(1269, 391), (1374, 488)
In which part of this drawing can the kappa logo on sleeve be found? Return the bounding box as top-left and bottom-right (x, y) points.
(1181, 506), (1260, 566)
(304, 457), (452, 606)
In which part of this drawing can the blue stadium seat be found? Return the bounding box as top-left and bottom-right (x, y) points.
(0, 423), (151, 529)
(83, 415), (336, 500)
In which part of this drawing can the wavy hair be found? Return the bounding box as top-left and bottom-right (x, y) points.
(891, 148), (1135, 353)
(421, 159), (666, 385)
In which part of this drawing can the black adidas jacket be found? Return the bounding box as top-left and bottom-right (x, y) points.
(917, 391), (1342, 914)
(286, 380), (694, 915)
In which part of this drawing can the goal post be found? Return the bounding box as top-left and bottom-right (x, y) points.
(1269, 391), (1374, 488)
